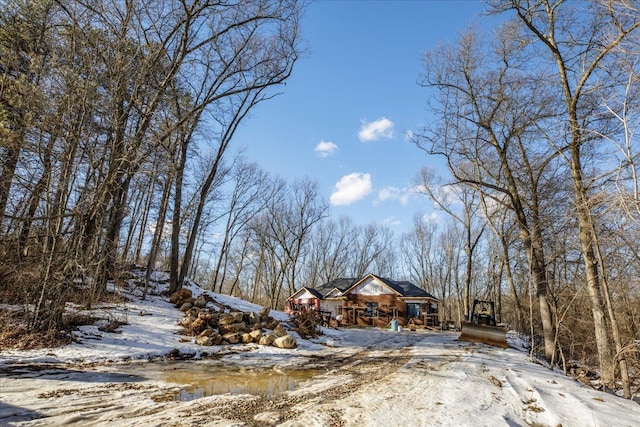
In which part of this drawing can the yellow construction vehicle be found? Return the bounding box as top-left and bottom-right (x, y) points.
(459, 299), (508, 348)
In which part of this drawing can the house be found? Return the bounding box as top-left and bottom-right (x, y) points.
(284, 274), (439, 328)
(314, 277), (359, 318)
(338, 274), (439, 328)
(284, 286), (324, 315)
(284, 278), (358, 325)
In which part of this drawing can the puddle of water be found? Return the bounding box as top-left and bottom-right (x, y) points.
(166, 366), (319, 400)
(118, 362), (321, 401)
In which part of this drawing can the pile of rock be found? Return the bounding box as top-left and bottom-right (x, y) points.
(169, 289), (297, 349)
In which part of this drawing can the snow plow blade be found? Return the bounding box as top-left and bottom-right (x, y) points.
(459, 323), (509, 348)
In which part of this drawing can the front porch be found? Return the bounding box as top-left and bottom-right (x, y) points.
(337, 305), (397, 327)
(336, 303), (439, 328)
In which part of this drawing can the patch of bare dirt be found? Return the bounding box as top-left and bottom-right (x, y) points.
(0, 327), (72, 350)
(186, 346), (414, 426)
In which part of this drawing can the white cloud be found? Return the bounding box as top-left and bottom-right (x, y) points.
(149, 221), (175, 239)
(149, 220), (188, 239)
(377, 186), (399, 203)
(404, 130), (414, 140)
(411, 183), (427, 194)
(376, 186), (413, 206)
(382, 216), (402, 226)
(480, 194), (507, 217)
(441, 184), (463, 202)
(358, 117), (394, 142)
(411, 183), (464, 207)
(423, 212), (441, 224)
(330, 173), (372, 206)
(314, 140), (338, 157)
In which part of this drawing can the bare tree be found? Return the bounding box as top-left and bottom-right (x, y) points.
(490, 0), (640, 392)
(478, 194), (526, 331)
(414, 25), (562, 363)
(436, 222), (465, 327)
(246, 188), (288, 308)
(400, 213), (440, 295)
(0, 0), (304, 333)
(415, 169), (487, 322)
(211, 159), (271, 293)
(260, 178), (329, 296)
(604, 59), (640, 219)
(348, 223), (394, 278)
(304, 216), (356, 287)
(167, 0), (304, 293)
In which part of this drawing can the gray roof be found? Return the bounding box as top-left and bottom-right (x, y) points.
(315, 278), (359, 297)
(297, 275), (437, 300)
(289, 286), (324, 300)
(375, 276), (437, 299)
(304, 287), (324, 299)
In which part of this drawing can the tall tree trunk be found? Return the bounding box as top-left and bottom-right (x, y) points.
(500, 0), (640, 389)
(571, 163), (615, 385)
(106, 176), (132, 271)
(121, 180), (147, 264)
(169, 142), (188, 294)
(133, 181), (154, 265)
(501, 235), (524, 331)
(144, 173), (172, 299)
(18, 133), (56, 251)
(0, 143), (21, 233)
(593, 234), (631, 397)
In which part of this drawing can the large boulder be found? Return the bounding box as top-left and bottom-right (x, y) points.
(211, 333), (223, 345)
(273, 334), (297, 349)
(196, 335), (213, 346)
(196, 329), (222, 346)
(249, 329), (263, 342)
(179, 315), (197, 328)
(193, 294), (208, 308)
(246, 312), (261, 325)
(258, 334), (276, 346)
(170, 289), (193, 306)
(241, 333), (253, 344)
(218, 313), (236, 325)
(189, 317), (208, 335)
(219, 322), (248, 335)
(273, 323), (287, 337)
(198, 328), (216, 337)
(258, 306), (271, 321)
(186, 307), (200, 318)
(222, 333), (240, 344)
(266, 319), (280, 330)
(231, 312), (244, 323)
(197, 312), (218, 329)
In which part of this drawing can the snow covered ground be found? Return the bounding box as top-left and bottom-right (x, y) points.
(1, 273), (639, 426)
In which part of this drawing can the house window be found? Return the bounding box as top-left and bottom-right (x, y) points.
(407, 303), (421, 319)
(429, 303), (438, 315)
(365, 302), (378, 317)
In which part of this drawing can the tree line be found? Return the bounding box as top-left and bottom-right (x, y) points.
(0, 0), (303, 328)
(1, 0), (638, 397)
(413, 0), (640, 397)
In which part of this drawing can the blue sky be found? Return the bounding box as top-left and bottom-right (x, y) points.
(234, 0), (489, 234)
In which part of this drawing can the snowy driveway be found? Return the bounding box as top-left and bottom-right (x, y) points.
(2, 329), (639, 426)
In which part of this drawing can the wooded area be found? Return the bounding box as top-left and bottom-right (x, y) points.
(0, 0), (638, 397)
